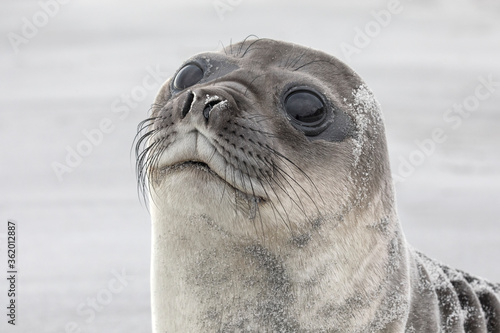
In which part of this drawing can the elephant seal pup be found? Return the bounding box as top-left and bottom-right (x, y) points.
(135, 38), (500, 332)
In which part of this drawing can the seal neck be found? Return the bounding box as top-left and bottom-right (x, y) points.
(150, 201), (409, 332)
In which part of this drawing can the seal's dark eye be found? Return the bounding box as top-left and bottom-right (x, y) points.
(284, 90), (326, 127)
(173, 63), (204, 90)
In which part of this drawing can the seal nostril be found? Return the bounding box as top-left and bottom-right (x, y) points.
(203, 105), (211, 120)
(203, 100), (221, 120)
(181, 91), (195, 119)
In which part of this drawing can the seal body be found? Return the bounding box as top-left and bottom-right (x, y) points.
(136, 39), (500, 332)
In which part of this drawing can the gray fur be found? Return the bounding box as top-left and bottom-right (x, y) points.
(136, 38), (500, 332)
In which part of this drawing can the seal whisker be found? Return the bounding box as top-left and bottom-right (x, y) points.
(137, 140), (164, 201)
(258, 175), (294, 234)
(261, 145), (324, 208)
(238, 152), (293, 232)
(253, 158), (291, 230)
(218, 155), (232, 206)
(241, 161), (258, 217)
(213, 82), (246, 98)
(137, 132), (172, 204)
(136, 139), (160, 185)
(229, 159), (243, 221)
(133, 114), (166, 159)
(252, 154), (314, 231)
(147, 143), (172, 198)
(136, 115), (161, 132)
(136, 133), (163, 169)
(292, 59), (340, 72)
(266, 163), (311, 218)
(234, 157), (252, 209)
(246, 150), (307, 213)
(219, 40), (227, 56)
(240, 160), (265, 239)
(146, 146), (172, 208)
(133, 116), (162, 146)
(210, 136), (302, 231)
(243, 114), (279, 124)
(253, 176), (278, 231)
(231, 117), (277, 138)
(288, 51), (308, 71)
(243, 74), (267, 97)
(236, 35), (262, 58)
(281, 49), (306, 71)
(257, 169), (294, 233)
(250, 183), (268, 243)
(134, 128), (160, 158)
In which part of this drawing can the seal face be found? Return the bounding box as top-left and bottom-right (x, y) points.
(136, 39), (500, 332)
(136, 40), (358, 210)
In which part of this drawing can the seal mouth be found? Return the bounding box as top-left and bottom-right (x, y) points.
(159, 159), (267, 203)
(166, 160), (212, 172)
(151, 132), (269, 202)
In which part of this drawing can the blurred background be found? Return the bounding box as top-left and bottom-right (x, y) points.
(1, 0), (499, 332)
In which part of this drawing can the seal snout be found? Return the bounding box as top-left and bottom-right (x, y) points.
(178, 89), (229, 123)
